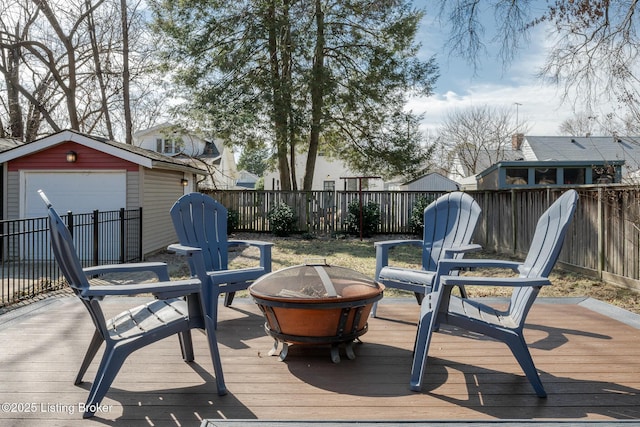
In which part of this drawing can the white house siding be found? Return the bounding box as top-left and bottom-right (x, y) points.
(141, 168), (185, 256)
(135, 128), (206, 157)
(264, 154), (384, 191)
(520, 141), (538, 161)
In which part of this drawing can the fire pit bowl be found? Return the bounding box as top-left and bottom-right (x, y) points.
(249, 261), (384, 363)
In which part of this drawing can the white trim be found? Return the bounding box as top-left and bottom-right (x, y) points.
(0, 130), (154, 167)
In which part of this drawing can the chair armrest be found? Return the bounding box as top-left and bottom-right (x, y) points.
(374, 239), (423, 249)
(437, 258), (523, 276)
(442, 244), (482, 258)
(374, 240), (423, 279)
(228, 239), (273, 272)
(81, 278), (202, 298)
(440, 275), (552, 288)
(83, 262), (170, 282)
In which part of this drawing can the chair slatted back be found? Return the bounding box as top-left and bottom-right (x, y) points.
(510, 190), (579, 324)
(39, 190), (90, 293)
(423, 192), (481, 271)
(39, 190), (108, 337)
(171, 193), (229, 272)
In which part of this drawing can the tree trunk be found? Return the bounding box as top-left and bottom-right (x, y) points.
(87, 1), (114, 140)
(267, 1), (291, 190)
(303, 0), (325, 191)
(6, 34), (24, 139)
(121, 0), (132, 144)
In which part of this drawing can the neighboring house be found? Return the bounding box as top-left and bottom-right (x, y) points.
(398, 172), (459, 192)
(476, 160), (624, 190)
(448, 136), (524, 189)
(517, 135), (640, 183)
(133, 124), (239, 190)
(263, 154), (384, 191)
(236, 170), (260, 189)
(0, 129), (204, 256)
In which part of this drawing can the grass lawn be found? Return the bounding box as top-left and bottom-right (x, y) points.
(164, 232), (639, 316)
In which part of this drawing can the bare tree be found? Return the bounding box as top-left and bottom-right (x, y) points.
(0, 0), (162, 141)
(433, 1), (640, 128)
(439, 105), (528, 179)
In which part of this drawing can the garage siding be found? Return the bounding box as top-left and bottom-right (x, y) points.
(7, 171), (18, 219)
(142, 168), (185, 255)
(126, 171), (140, 209)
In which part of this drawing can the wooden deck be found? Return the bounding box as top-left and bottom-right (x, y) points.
(0, 295), (639, 426)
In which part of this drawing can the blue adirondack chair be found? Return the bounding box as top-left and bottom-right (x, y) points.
(410, 189), (579, 397)
(169, 192), (273, 327)
(39, 190), (226, 418)
(372, 191), (482, 317)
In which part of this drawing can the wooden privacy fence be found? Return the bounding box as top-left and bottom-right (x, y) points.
(205, 189), (445, 235)
(206, 187), (640, 291)
(471, 187), (640, 291)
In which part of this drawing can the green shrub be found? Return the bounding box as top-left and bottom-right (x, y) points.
(268, 202), (297, 236)
(227, 209), (240, 233)
(345, 200), (380, 237)
(409, 196), (435, 235)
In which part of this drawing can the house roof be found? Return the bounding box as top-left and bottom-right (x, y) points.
(477, 159), (625, 179)
(402, 172), (459, 188)
(457, 147), (523, 177)
(525, 136), (640, 169)
(0, 129), (205, 174)
(0, 138), (22, 152)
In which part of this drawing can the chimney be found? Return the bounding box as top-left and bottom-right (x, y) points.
(512, 133), (524, 150)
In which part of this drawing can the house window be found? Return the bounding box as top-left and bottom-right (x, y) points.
(505, 168), (528, 185)
(324, 181), (335, 191)
(563, 168), (585, 185)
(155, 138), (184, 154)
(535, 168), (556, 185)
(593, 165), (615, 184)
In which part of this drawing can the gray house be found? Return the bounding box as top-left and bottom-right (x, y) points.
(401, 172), (459, 191)
(516, 135), (640, 182)
(0, 129), (204, 256)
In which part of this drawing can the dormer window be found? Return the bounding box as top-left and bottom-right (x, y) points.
(156, 138), (184, 154)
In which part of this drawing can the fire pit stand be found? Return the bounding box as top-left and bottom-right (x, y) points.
(249, 262), (384, 363)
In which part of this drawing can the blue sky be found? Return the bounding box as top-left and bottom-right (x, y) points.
(409, 2), (579, 136)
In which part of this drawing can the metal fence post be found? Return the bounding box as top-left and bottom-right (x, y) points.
(138, 207), (143, 261)
(93, 210), (99, 266)
(119, 208), (125, 264)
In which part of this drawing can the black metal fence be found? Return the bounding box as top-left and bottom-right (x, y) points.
(0, 208), (143, 308)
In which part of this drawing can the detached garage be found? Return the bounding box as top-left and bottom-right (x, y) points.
(0, 129), (204, 257)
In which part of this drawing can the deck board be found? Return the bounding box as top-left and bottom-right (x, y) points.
(0, 296), (639, 426)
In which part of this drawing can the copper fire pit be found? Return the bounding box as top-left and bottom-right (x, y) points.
(249, 261), (384, 363)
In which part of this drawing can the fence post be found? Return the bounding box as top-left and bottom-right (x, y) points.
(597, 187), (604, 278)
(511, 189), (517, 253)
(138, 207), (143, 261)
(93, 210), (99, 266)
(119, 208), (125, 264)
(66, 211), (74, 236)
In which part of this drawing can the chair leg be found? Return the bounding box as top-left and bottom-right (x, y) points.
(178, 331), (195, 362)
(83, 344), (128, 418)
(505, 333), (547, 398)
(410, 296), (439, 391)
(209, 294), (219, 330)
(224, 291), (235, 307)
(75, 330), (104, 385)
(204, 314), (227, 396)
(371, 301), (379, 317)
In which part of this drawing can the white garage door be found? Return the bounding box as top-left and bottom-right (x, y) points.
(23, 171), (126, 218)
(22, 171), (127, 261)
